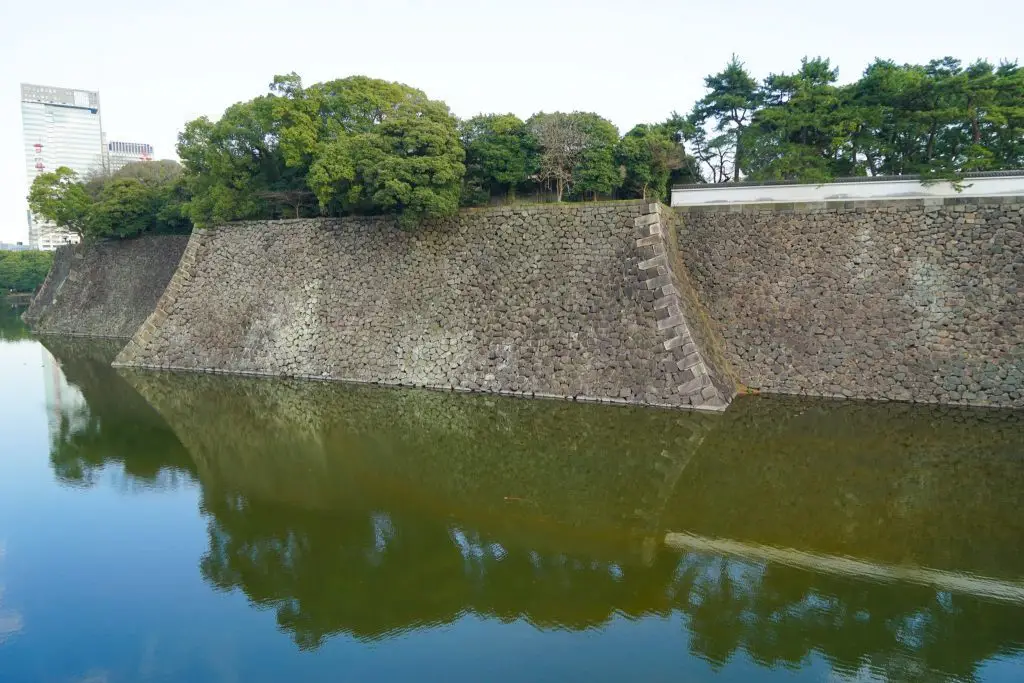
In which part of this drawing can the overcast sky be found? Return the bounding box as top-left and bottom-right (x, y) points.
(1, 0), (1022, 242)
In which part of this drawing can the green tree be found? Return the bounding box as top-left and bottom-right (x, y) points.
(570, 113), (621, 200)
(177, 95), (297, 227)
(460, 114), (538, 203)
(27, 167), (92, 237)
(89, 161), (191, 237)
(348, 90), (465, 225)
(746, 57), (856, 182)
(0, 250), (53, 292)
(680, 54), (1022, 183)
(616, 124), (685, 200)
(662, 113), (708, 184)
(28, 161), (192, 239)
(989, 62), (1024, 168)
(842, 57), (1023, 178)
(527, 112), (620, 201)
(89, 179), (161, 238)
(270, 75), (465, 226)
(689, 55), (760, 181)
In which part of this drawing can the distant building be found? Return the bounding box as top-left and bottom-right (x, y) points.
(0, 242), (33, 252)
(107, 140), (154, 173)
(21, 83), (104, 251)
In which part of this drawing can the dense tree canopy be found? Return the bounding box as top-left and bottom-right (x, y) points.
(27, 167), (92, 237)
(178, 74), (466, 227)
(0, 250), (53, 292)
(684, 55), (1024, 183)
(28, 160), (191, 240)
(177, 95), (299, 225)
(460, 113), (538, 203)
(26, 57), (1023, 236)
(615, 124), (686, 200)
(524, 111), (633, 201)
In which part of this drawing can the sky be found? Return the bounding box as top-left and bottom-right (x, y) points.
(1, 0), (1022, 243)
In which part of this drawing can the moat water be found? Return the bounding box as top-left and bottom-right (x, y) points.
(1, 306), (1023, 682)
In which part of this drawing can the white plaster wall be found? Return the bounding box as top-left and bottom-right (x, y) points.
(672, 175), (1024, 207)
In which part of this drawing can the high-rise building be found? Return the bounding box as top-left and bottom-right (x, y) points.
(21, 83), (104, 251)
(107, 140), (154, 173)
(41, 345), (88, 444)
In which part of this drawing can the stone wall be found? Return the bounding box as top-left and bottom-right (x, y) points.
(115, 202), (736, 410)
(23, 235), (189, 337)
(676, 197), (1024, 408)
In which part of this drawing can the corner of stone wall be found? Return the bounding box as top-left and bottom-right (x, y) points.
(22, 242), (77, 326)
(113, 229), (206, 368)
(634, 203), (737, 411)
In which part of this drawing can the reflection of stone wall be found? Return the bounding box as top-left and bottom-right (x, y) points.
(40, 337), (194, 487)
(669, 396), (1024, 577)
(115, 203), (735, 410)
(677, 198), (1024, 407)
(123, 370), (720, 550)
(123, 370), (1024, 674)
(123, 368), (1024, 579)
(24, 235), (189, 337)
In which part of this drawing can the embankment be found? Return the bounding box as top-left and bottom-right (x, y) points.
(115, 202), (736, 410)
(677, 197), (1024, 408)
(24, 235), (189, 337)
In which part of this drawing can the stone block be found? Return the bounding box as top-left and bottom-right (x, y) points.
(639, 254), (668, 271)
(645, 274), (672, 290)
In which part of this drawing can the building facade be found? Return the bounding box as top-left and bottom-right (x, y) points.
(107, 140), (154, 173)
(21, 83), (104, 251)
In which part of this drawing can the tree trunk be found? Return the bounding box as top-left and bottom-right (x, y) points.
(865, 152), (879, 176)
(556, 178), (564, 202)
(733, 127), (742, 182)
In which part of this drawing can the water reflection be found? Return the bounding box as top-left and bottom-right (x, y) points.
(40, 337), (194, 489)
(116, 370), (1024, 678)
(666, 399), (1024, 579)
(27, 336), (1024, 680)
(0, 305), (31, 342)
(0, 544), (24, 645)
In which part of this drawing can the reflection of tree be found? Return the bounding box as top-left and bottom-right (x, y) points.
(0, 305), (32, 341)
(199, 488), (676, 649)
(668, 555), (1024, 680)
(122, 371), (1024, 676)
(41, 337), (194, 489)
(198, 483), (1024, 679)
